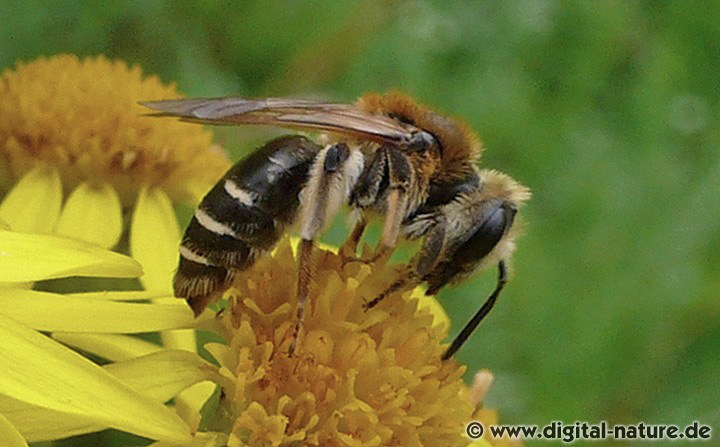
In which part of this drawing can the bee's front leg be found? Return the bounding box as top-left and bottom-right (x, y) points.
(289, 143), (364, 355)
(363, 214), (446, 310)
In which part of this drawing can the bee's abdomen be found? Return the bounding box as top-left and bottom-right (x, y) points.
(174, 135), (321, 315)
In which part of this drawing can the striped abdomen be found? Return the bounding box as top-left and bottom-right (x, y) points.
(175, 135), (320, 314)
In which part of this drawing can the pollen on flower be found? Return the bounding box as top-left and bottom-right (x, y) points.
(207, 238), (476, 447)
(0, 54), (229, 205)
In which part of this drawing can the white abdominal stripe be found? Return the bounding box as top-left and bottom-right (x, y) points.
(194, 208), (238, 238)
(223, 179), (256, 207)
(179, 245), (213, 266)
(179, 206), (261, 269)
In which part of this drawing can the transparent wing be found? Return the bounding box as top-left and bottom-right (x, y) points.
(141, 97), (416, 145)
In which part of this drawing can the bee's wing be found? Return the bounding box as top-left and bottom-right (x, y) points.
(141, 97), (416, 145)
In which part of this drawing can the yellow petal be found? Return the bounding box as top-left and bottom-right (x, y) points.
(0, 231), (142, 282)
(160, 327), (203, 424)
(104, 350), (216, 403)
(0, 282), (32, 290)
(55, 182), (123, 249)
(1, 350), (213, 443)
(0, 315), (192, 444)
(0, 290), (195, 333)
(0, 166), (62, 234)
(1, 350), (212, 443)
(285, 235), (338, 257)
(130, 186), (198, 359)
(175, 382), (217, 432)
(66, 290), (172, 301)
(131, 186), (180, 292)
(130, 187), (200, 357)
(0, 395), (102, 443)
(408, 287), (451, 329)
(51, 333), (163, 362)
(160, 327), (198, 353)
(0, 412), (27, 447)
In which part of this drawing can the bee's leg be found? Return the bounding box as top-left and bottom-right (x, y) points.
(366, 147), (413, 264)
(288, 238), (315, 356)
(340, 213), (367, 259)
(364, 215), (446, 309)
(366, 192), (516, 349)
(345, 150), (385, 262)
(362, 270), (412, 310)
(442, 261), (506, 360)
(372, 169), (527, 357)
(288, 143), (364, 355)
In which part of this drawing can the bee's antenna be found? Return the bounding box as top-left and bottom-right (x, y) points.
(442, 261), (507, 360)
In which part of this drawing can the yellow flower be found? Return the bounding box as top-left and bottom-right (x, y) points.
(0, 54), (228, 207)
(0, 52), (227, 337)
(0, 54), (226, 441)
(0, 232), (458, 446)
(205, 238), (473, 446)
(0, 54), (229, 290)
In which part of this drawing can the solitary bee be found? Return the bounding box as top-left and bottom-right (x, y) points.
(143, 92), (530, 359)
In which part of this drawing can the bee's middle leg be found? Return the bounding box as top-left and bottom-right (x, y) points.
(340, 213), (367, 260)
(364, 214), (447, 309)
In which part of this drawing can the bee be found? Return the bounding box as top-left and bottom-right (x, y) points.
(142, 92), (530, 359)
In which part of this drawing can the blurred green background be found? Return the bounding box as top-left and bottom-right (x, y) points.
(2, 1), (718, 445)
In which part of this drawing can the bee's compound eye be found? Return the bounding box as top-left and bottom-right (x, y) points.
(409, 131), (438, 153)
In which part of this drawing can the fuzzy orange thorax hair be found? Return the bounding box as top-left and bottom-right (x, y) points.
(357, 91), (483, 179)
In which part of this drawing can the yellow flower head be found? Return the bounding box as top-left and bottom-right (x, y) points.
(0, 55), (520, 446)
(0, 54), (231, 288)
(208, 239), (475, 446)
(0, 54), (229, 205)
